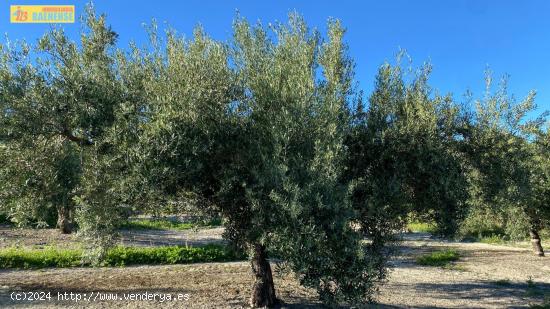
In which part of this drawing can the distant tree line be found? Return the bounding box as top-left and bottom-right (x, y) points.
(1, 5), (548, 307)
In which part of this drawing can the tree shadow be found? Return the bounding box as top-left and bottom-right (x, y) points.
(411, 281), (550, 308)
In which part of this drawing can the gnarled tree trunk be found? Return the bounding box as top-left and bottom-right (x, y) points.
(57, 205), (73, 234)
(530, 229), (545, 257)
(250, 244), (277, 308)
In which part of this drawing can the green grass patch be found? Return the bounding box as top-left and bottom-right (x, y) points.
(0, 247), (82, 268)
(0, 244), (243, 269)
(416, 249), (460, 267)
(408, 221), (437, 234)
(479, 234), (507, 245)
(120, 220), (194, 231)
(119, 217), (222, 231)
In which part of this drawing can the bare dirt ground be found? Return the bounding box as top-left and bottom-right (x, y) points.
(0, 229), (549, 308)
(0, 225), (225, 249)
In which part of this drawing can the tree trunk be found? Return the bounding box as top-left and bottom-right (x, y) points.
(250, 244), (277, 308)
(530, 229), (545, 257)
(57, 206), (73, 234)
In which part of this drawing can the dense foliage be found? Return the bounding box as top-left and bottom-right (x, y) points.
(0, 6), (121, 233)
(345, 61), (469, 240)
(464, 75), (549, 255)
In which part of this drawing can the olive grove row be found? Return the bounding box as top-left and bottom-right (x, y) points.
(1, 6), (548, 307)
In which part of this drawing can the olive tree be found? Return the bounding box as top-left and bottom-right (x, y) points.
(345, 60), (469, 238)
(0, 6), (120, 233)
(526, 129), (550, 256)
(466, 73), (548, 256)
(121, 15), (389, 307)
(507, 134), (550, 256)
(503, 126), (550, 256)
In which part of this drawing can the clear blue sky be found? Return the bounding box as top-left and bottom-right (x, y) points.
(2, 1), (550, 116)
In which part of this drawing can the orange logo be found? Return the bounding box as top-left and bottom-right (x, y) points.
(12, 6), (28, 21)
(10, 5), (75, 23)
